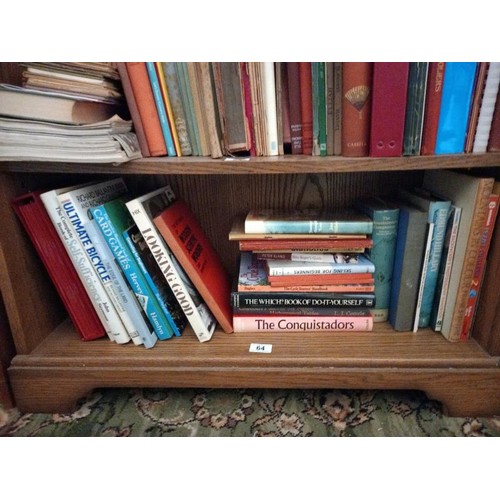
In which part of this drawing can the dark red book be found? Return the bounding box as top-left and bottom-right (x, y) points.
(421, 62), (446, 156)
(153, 199), (233, 333)
(487, 89), (500, 152)
(464, 62), (489, 153)
(369, 62), (409, 157)
(240, 62), (257, 156)
(342, 62), (373, 157)
(11, 191), (106, 341)
(286, 62), (303, 154)
(299, 62), (313, 155)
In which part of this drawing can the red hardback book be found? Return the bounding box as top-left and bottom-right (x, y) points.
(153, 199), (233, 333)
(369, 62), (410, 157)
(299, 62), (313, 155)
(464, 62), (489, 153)
(116, 62), (150, 157)
(286, 62), (303, 154)
(342, 62), (373, 157)
(11, 191), (106, 341)
(240, 62), (257, 156)
(125, 62), (167, 157)
(421, 62), (446, 156)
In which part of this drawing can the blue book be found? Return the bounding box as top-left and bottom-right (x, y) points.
(435, 62), (478, 154)
(91, 198), (175, 341)
(354, 196), (399, 323)
(399, 189), (451, 328)
(145, 62), (176, 157)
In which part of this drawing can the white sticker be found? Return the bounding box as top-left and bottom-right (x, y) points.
(249, 343), (273, 354)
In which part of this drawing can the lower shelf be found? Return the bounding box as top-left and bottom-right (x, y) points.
(8, 319), (500, 416)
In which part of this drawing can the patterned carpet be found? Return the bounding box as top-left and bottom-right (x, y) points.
(1, 387), (499, 436)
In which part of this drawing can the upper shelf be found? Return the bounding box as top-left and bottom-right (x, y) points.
(1, 153), (500, 175)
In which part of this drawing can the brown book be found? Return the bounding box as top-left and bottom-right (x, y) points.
(341, 62), (373, 157)
(0, 294), (15, 409)
(299, 62), (313, 155)
(286, 62), (303, 154)
(325, 62), (334, 155)
(125, 62), (167, 157)
(487, 86), (500, 151)
(420, 62), (446, 156)
(274, 62), (285, 156)
(333, 62), (343, 155)
(464, 62), (489, 153)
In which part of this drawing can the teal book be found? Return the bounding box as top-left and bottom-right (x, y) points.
(123, 224), (188, 337)
(435, 62), (478, 154)
(91, 198), (175, 341)
(354, 196), (399, 322)
(398, 188), (451, 328)
(145, 61), (176, 157)
(245, 208), (373, 235)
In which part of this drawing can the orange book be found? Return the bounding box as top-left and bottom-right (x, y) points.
(153, 199), (233, 333)
(299, 62), (313, 155)
(125, 62), (167, 157)
(341, 62), (373, 157)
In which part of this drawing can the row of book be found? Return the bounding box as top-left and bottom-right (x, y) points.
(12, 179), (233, 348)
(228, 167), (499, 341)
(120, 62), (500, 159)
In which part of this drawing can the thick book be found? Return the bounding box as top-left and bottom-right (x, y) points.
(369, 62), (410, 157)
(265, 253), (375, 276)
(397, 189), (451, 328)
(125, 62), (167, 157)
(126, 185), (217, 342)
(40, 185), (129, 343)
(153, 197), (233, 334)
(244, 208), (373, 235)
(435, 62), (478, 154)
(240, 62), (257, 156)
(422, 169), (495, 341)
(11, 191), (106, 342)
(341, 62), (372, 157)
(388, 200), (428, 332)
(421, 62), (446, 156)
(286, 62), (303, 154)
(299, 62), (313, 155)
(233, 310), (373, 333)
(403, 62), (429, 156)
(354, 196), (399, 323)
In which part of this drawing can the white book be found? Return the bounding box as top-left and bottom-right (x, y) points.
(126, 185), (216, 342)
(56, 178), (133, 344)
(40, 185), (128, 343)
(473, 62), (500, 153)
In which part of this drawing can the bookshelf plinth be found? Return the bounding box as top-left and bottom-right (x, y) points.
(8, 320), (500, 415)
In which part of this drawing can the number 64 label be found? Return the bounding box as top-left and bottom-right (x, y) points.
(249, 343), (273, 354)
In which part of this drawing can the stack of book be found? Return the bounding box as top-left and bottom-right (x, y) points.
(229, 208), (376, 332)
(0, 62), (140, 164)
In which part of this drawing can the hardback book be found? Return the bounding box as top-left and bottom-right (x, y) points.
(244, 208), (373, 235)
(145, 62), (176, 157)
(233, 310), (373, 333)
(40, 185), (129, 343)
(299, 62), (313, 155)
(239, 238), (371, 253)
(125, 62), (167, 157)
(265, 253), (375, 276)
(231, 290), (376, 309)
(388, 200), (428, 332)
(91, 197), (180, 343)
(459, 187), (500, 340)
(420, 62), (446, 155)
(487, 86), (500, 152)
(312, 62), (327, 156)
(57, 178), (138, 345)
(11, 191), (106, 342)
(153, 197), (233, 334)
(255, 250), (365, 261)
(268, 273), (374, 286)
(116, 62), (150, 157)
(422, 169), (495, 341)
(333, 62), (343, 155)
(126, 185), (217, 342)
(275, 62), (287, 155)
(240, 62), (257, 156)
(286, 62), (303, 154)
(435, 62), (478, 154)
(341, 62), (373, 157)
(123, 224), (188, 337)
(354, 196), (399, 322)
(0, 83), (125, 125)
(403, 62), (429, 156)
(325, 62), (335, 155)
(397, 189), (451, 328)
(472, 62), (500, 153)
(369, 62), (410, 157)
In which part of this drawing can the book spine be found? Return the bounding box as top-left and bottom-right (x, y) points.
(40, 190), (127, 342)
(262, 62), (279, 156)
(266, 259), (375, 276)
(126, 197), (216, 342)
(145, 62), (177, 157)
(233, 314), (373, 333)
(325, 62), (334, 156)
(333, 62), (343, 155)
(91, 205), (172, 342)
(487, 84), (500, 152)
(256, 252), (364, 261)
(300, 62), (313, 155)
(238, 283), (374, 293)
(286, 62), (303, 154)
(244, 219), (373, 235)
(465, 62), (490, 153)
(239, 62), (257, 156)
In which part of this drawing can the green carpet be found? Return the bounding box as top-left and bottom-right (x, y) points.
(1, 388), (499, 436)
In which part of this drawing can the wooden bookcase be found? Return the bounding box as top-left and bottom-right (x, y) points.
(1, 154), (500, 416)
